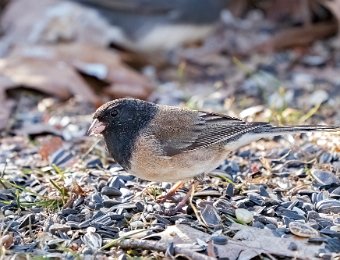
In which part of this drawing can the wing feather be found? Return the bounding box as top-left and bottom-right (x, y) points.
(151, 110), (269, 156)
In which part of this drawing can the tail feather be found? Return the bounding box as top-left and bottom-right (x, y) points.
(227, 124), (338, 150)
(256, 125), (340, 135)
(225, 124), (339, 150)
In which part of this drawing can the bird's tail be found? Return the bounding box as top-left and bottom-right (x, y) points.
(254, 124), (340, 135)
(226, 124), (339, 150)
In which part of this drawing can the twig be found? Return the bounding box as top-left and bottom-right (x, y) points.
(189, 183), (207, 227)
(81, 139), (102, 160)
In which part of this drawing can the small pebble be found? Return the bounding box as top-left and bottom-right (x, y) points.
(235, 208), (254, 224)
(330, 226), (340, 232)
(4, 210), (15, 216)
(307, 89), (329, 105)
(130, 221), (144, 229)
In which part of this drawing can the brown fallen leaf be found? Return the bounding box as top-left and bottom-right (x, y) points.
(71, 179), (87, 196)
(0, 43), (155, 130)
(257, 0), (313, 24)
(0, 56), (99, 103)
(51, 44), (154, 99)
(206, 240), (217, 258)
(10, 44), (155, 100)
(148, 223), (326, 260)
(0, 233), (13, 249)
(39, 136), (64, 161)
(257, 21), (337, 52)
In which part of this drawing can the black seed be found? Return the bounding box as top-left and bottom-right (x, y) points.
(288, 242), (298, 251)
(212, 235), (228, 245)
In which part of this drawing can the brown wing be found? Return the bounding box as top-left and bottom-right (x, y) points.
(149, 107), (269, 156)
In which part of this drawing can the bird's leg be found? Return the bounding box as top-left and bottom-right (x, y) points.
(173, 181), (196, 212)
(157, 180), (184, 202)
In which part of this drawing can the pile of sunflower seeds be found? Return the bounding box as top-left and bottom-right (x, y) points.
(0, 124), (339, 259)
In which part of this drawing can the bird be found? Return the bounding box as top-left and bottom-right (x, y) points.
(87, 98), (340, 183)
(71, 0), (228, 53)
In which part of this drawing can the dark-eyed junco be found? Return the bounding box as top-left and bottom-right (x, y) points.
(87, 98), (339, 182)
(71, 0), (228, 52)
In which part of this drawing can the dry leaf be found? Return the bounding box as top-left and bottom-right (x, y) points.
(257, 22), (337, 52)
(149, 223), (326, 259)
(71, 179), (87, 196)
(226, 223), (324, 259)
(258, 0), (312, 24)
(0, 43), (155, 129)
(10, 44), (155, 99)
(206, 240), (217, 258)
(0, 56), (99, 103)
(0, 233), (13, 249)
(39, 136), (64, 161)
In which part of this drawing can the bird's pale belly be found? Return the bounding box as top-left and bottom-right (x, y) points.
(129, 141), (228, 182)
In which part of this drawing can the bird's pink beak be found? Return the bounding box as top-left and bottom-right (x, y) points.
(87, 119), (106, 136)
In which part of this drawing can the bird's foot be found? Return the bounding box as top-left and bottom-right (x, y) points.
(156, 180), (184, 203)
(163, 182), (196, 215)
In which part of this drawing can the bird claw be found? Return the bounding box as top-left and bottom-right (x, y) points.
(156, 180), (184, 202)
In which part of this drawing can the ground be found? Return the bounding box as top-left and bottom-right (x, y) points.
(0, 1), (340, 259)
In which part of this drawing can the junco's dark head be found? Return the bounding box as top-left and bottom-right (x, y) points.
(88, 98), (157, 134)
(87, 98), (157, 169)
(88, 98), (339, 182)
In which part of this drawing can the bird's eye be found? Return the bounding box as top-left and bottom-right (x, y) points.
(110, 110), (118, 117)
